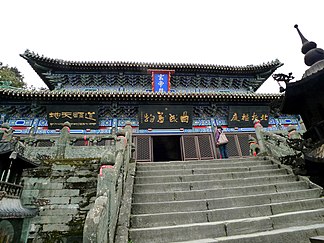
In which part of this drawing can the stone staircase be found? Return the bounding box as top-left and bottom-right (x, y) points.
(128, 157), (324, 243)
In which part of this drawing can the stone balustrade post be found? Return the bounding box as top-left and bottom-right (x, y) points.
(55, 121), (71, 159)
(254, 120), (267, 155)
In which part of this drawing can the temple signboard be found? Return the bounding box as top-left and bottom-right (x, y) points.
(139, 105), (192, 129)
(47, 105), (99, 129)
(153, 73), (169, 92)
(148, 69), (174, 93)
(228, 106), (269, 128)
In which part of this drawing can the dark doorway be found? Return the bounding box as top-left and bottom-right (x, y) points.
(153, 136), (182, 162)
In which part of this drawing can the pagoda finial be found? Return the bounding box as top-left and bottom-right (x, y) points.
(294, 24), (316, 55)
(294, 24), (309, 47)
(294, 24), (324, 66)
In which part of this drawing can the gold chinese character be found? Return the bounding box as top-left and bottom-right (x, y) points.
(157, 112), (164, 123)
(230, 112), (240, 121)
(260, 114), (268, 121)
(49, 112), (61, 119)
(169, 114), (178, 123)
(251, 112), (259, 122)
(62, 112), (72, 119)
(85, 112), (96, 121)
(241, 113), (249, 121)
(144, 113), (149, 122)
(149, 114), (155, 123)
(73, 112), (85, 119)
(180, 111), (189, 123)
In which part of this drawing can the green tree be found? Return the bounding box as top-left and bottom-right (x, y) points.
(0, 62), (26, 88)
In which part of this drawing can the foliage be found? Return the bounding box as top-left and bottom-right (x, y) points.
(0, 62), (26, 88)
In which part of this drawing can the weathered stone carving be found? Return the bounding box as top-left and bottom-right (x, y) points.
(248, 136), (261, 156)
(0, 122), (13, 141)
(256, 124), (306, 175)
(55, 121), (71, 159)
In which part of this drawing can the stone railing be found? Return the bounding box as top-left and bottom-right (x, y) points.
(2, 121), (119, 162)
(21, 133), (117, 161)
(256, 127), (305, 174)
(83, 122), (134, 243)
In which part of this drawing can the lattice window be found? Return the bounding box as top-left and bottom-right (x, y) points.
(197, 135), (214, 159)
(182, 136), (199, 160)
(37, 140), (53, 147)
(226, 134), (240, 157)
(136, 136), (151, 162)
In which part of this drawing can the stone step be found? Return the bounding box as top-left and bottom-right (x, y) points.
(135, 164), (279, 177)
(130, 198), (324, 228)
(136, 158), (272, 171)
(133, 174), (298, 193)
(129, 209), (324, 243)
(133, 181), (312, 203)
(130, 157), (324, 243)
(134, 168), (288, 184)
(208, 223), (324, 243)
(132, 188), (322, 214)
(310, 236), (324, 243)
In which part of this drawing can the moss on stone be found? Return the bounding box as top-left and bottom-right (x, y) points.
(79, 190), (97, 208)
(41, 158), (100, 167)
(39, 231), (64, 243)
(67, 217), (85, 235)
(40, 230), (83, 243)
(25, 166), (52, 177)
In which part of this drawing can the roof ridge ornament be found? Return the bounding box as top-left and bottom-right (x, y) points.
(294, 24), (324, 66)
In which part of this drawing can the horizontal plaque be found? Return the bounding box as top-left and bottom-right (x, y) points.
(139, 105), (192, 129)
(228, 106), (270, 128)
(47, 105), (99, 129)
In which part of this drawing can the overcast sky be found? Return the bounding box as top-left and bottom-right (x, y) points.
(1, 0), (324, 93)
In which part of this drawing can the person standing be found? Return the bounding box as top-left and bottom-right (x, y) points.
(215, 126), (229, 159)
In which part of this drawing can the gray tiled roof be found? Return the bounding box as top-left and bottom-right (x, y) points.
(21, 50), (283, 74)
(0, 88), (283, 102)
(0, 198), (38, 218)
